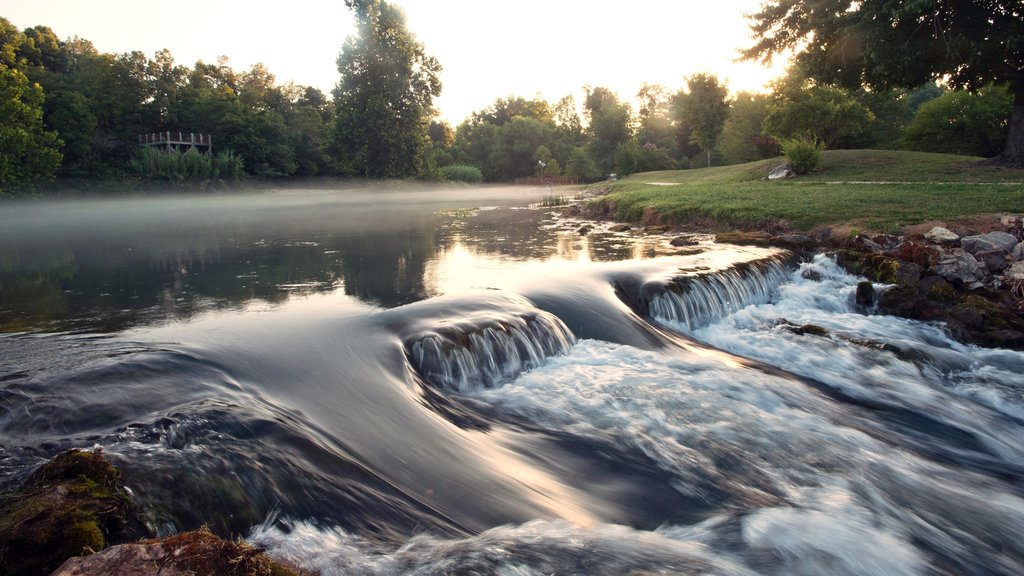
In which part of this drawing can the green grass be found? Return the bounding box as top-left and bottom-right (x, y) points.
(592, 150), (1024, 232)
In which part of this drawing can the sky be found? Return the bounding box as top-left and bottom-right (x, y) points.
(1, 0), (788, 123)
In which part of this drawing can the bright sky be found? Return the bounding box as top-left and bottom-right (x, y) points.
(1, 0), (787, 123)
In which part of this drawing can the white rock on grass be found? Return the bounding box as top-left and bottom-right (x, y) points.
(924, 226), (959, 243)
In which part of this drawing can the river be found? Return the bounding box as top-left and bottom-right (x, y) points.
(2, 185), (1023, 575)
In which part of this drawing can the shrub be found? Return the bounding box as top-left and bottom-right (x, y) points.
(440, 164), (483, 183)
(779, 135), (824, 174)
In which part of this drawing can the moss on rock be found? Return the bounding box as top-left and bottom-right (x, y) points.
(0, 449), (144, 576)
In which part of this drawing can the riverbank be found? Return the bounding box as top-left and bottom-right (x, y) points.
(586, 150), (1024, 233)
(578, 150), (1024, 350)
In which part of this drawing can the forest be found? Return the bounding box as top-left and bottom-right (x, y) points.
(0, 0), (1018, 194)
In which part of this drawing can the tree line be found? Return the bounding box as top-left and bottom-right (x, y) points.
(1, 0), (1020, 194)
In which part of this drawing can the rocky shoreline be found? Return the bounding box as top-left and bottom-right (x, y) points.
(720, 217), (1024, 350)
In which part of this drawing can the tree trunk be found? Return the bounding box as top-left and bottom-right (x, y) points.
(996, 74), (1024, 167)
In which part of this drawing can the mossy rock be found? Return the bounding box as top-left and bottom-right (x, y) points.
(0, 450), (144, 576)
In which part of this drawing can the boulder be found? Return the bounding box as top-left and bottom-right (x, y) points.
(933, 248), (987, 285)
(576, 224), (594, 236)
(961, 231), (1019, 256)
(924, 227), (959, 244)
(768, 164), (796, 180)
(608, 223), (631, 232)
(889, 241), (940, 267)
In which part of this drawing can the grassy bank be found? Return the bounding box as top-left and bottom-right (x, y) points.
(590, 150), (1024, 233)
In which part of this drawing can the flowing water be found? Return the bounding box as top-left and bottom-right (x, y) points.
(2, 186), (1024, 575)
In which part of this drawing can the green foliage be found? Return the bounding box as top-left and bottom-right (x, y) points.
(614, 141), (641, 176)
(673, 73), (730, 167)
(131, 147), (243, 185)
(439, 164), (483, 183)
(743, 0), (1024, 165)
(0, 63), (62, 193)
(330, 0), (441, 178)
(584, 86), (633, 175)
(902, 85), (1013, 158)
(779, 135), (824, 174)
(764, 74), (874, 147)
(719, 92), (775, 165)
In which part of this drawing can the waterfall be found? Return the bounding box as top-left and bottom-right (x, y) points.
(645, 255), (795, 331)
(407, 310), (576, 393)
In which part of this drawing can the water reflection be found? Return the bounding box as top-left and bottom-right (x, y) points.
(0, 188), (692, 333)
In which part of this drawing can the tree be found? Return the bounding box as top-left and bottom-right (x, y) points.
(583, 86), (632, 175)
(330, 0), (441, 178)
(763, 73), (874, 147)
(673, 73), (729, 167)
(718, 91), (775, 164)
(902, 85), (1013, 157)
(0, 64), (62, 192)
(744, 0), (1024, 166)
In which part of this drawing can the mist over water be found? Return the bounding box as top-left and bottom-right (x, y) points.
(2, 186), (1024, 574)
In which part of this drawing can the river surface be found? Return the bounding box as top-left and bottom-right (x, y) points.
(2, 185), (1024, 575)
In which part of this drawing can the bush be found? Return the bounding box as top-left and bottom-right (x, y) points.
(779, 136), (824, 174)
(130, 147), (244, 184)
(440, 164), (483, 183)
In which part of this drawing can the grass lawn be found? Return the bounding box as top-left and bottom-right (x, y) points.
(590, 150), (1024, 233)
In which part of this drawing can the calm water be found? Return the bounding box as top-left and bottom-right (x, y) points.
(2, 186), (1024, 575)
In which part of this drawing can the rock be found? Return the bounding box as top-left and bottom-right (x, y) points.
(669, 235), (697, 246)
(608, 223), (631, 232)
(769, 233), (818, 251)
(52, 527), (301, 576)
(933, 248), (987, 285)
(852, 234), (884, 254)
(961, 231), (1019, 256)
(893, 260), (924, 286)
(768, 164), (796, 180)
(918, 275), (956, 303)
(801, 268), (823, 282)
(642, 225), (669, 233)
(889, 241), (940, 268)
(975, 249), (1011, 273)
(1000, 215), (1022, 226)
(856, 281), (876, 307)
(52, 543), (187, 576)
(0, 450), (144, 576)
(576, 224), (594, 236)
(1012, 242), (1024, 261)
(924, 226), (959, 244)
(1006, 261), (1024, 281)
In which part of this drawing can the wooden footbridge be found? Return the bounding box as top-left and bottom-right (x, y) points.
(138, 132), (212, 153)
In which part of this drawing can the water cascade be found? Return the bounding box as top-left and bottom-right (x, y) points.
(407, 309), (576, 393)
(644, 254), (796, 331)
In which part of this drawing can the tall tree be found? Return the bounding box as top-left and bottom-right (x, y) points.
(330, 0), (441, 178)
(673, 73), (729, 167)
(583, 86), (632, 175)
(743, 0), (1024, 166)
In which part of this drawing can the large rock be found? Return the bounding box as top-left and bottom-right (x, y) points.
(924, 226), (960, 243)
(768, 164), (796, 180)
(961, 232), (1019, 256)
(933, 248), (987, 285)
